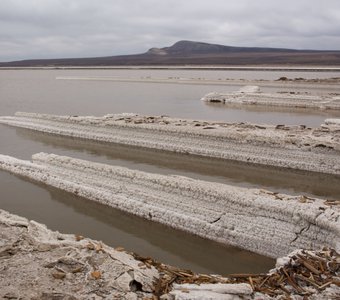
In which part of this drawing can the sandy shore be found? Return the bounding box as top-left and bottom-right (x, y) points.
(0, 152), (339, 259)
(0, 112), (339, 175)
(1, 209), (339, 299)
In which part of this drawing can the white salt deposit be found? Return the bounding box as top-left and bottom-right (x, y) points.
(167, 283), (252, 299)
(201, 86), (340, 110)
(237, 85), (261, 93)
(0, 112), (339, 175)
(324, 118), (340, 125)
(0, 153), (339, 258)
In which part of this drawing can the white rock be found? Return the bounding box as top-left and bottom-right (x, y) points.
(172, 283), (252, 294)
(324, 118), (340, 125)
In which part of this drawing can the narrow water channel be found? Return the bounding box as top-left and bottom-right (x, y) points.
(0, 171), (275, 275)
(1, 124), (340, 200)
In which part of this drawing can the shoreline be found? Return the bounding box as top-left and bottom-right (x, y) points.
(55, 76), (340, 90)
(0, 152), (339, 258)
(1, 65), (340, 71)
(1, 209), (339, 299)
(0, 112), (339, 175)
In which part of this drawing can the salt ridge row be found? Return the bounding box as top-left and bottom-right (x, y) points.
(0, 152), (339, 258)
(0, 112), (339, 175)
(201, 86), (340, 110)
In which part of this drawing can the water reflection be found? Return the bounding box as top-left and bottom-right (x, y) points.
(11, 126), (340, 200)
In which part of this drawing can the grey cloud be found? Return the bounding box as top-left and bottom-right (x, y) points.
(0, 0), (339, 61)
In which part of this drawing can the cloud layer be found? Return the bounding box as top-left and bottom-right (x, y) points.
(1, 0), (339, 61)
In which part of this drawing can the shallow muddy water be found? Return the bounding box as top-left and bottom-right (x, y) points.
(0, 171), (275, 275)
(1, 125), (340, 200)
(0, 68), (339, 275)
(1, 69), (340, 126)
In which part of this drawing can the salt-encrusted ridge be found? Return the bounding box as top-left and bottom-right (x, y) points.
(201, 86), (340, 110)
(0, 153), (339, 258)
(0, 112), (339, 175)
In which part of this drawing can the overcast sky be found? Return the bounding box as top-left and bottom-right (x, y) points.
(1, 0), (339, 62)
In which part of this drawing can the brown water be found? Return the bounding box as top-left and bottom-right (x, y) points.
(1, 69), (340, 125)
(0, 171), (275, 275)
(1, 69), (340, 275)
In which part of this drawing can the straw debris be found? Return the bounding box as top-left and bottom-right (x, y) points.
(132, 248), (339, 298)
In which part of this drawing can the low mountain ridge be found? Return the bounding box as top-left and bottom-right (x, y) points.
(147, 40), (301, 56)
(1, 40), (340, 66)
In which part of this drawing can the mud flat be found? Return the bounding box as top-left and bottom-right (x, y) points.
(1, 209), (339, 299)
(202, 85), (340, 110)
(0, 112), (339, 175)
(0, 152), (339, 259)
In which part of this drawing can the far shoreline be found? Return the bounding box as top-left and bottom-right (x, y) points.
(1, 65), (340, 72)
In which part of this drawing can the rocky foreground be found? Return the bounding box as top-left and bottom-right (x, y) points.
(0, 112), (339, 175)
(1, 209), (339, 299)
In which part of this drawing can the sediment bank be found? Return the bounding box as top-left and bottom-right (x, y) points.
(0, 153), (339, 259)
(0, 112), (339, 175)
(1, 209), (339, 299)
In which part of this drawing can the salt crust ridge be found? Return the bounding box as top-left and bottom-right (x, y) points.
(0, 112), (339, 175)
(0, 152), (339, 259)
(201, 86), (340, 110)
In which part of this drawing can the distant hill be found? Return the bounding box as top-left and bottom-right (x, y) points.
(1, 40), (340, 67)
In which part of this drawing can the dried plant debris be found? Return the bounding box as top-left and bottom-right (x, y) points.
(229, 248), (340, 298)
(131, 248), (340, 299)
